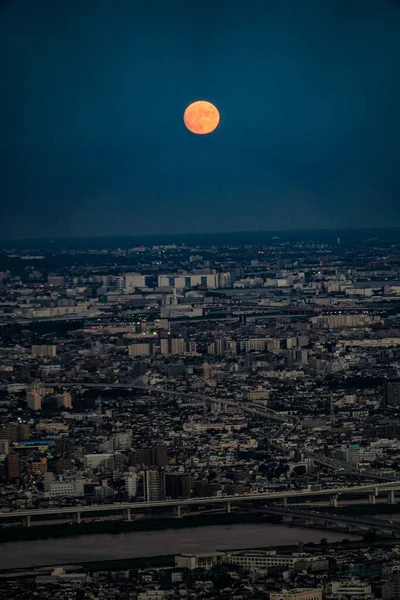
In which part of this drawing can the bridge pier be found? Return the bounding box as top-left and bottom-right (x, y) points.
(368, 494), (376, 505)
(330, 495), (338, 508)
(73, 512), (81, 524)
(174, 505), (182, 518)
(124, 508), (132, 521)
(226, 502), (231, 513)
(22, 515), (31, 528)
(282, 497), (288, 507)
(388, 490), (395, 504)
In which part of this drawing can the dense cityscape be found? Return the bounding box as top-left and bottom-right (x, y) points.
(1, 232), (400, 597)
(2, 0), (400, 594)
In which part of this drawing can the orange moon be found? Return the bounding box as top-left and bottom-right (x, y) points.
(183, 100), (220, 135)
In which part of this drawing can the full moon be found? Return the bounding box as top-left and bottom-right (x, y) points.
(183, 100), (220, 135)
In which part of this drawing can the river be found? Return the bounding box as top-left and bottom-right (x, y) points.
(0, 523), (360, 570)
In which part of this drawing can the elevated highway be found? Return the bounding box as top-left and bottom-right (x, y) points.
(1, 481), (399, 527)
(260, 506), (400, 534)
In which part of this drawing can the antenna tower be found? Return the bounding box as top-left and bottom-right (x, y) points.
(330, 395), (335, 425)
(97, 396), (102, 422)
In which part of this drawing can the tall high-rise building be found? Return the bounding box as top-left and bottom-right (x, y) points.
(245, 338), (268, 352)
(345, 444), (361, 466)
(296, 349), (309, 364)
(0, 423), (30, 442)
(165, 473), (193, 499)
(115, 432), (132, 451)
(171, 338), (187, 355)
(5, 453), (20, 479)
(57, 392), (72, 409)
(203, 362), (214, 379)
(384, 380), (400, 405)
(103, 432), (132, 452)
(129, 444), (168, 467)
(30, 458), (47, 474)
(26, 391), (42, 410)
(208, 337), (236, 356)
(160, 338), (171, 355)
(124, 472), (137, 499)
(218, 272), (232, 288)
(0, 425), (17, 442)
(160, 338), (194, 355)
(188, 341), (197, 354)
(286, 337), (297, 349)
(128, 343), (153, 357)
(152, 445), (168, 467)
(144, 469), (165, 502)
(0, 439), (9, 454)
(17, 423), (30, 441)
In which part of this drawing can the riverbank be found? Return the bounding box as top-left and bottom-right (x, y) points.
(4, 532), (397, 575)
(0, 521), (361, 571)
(75, 536), (394, 572)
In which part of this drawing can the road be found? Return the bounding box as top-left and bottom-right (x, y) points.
(1, 481), (399, 523)
(261, 506), (400, 534)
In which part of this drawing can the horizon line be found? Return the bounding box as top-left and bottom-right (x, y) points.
(1, 226), (400, 244)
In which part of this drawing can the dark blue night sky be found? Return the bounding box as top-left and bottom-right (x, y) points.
(1, 0), (400, 238)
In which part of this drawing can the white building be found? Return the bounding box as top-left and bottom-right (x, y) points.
(116, 273), (147, 292)
(331, 580), (372, 598)
(158, 273), (218, 289)
(344, 445), (361, 466)
(175, 552), (226, 570)
(84, 453), (113, 469)
(46, 478), (86, 498)
(124, 472), (137, 498)
(102, 433), (132, 452)
(270, 590), (322, 600)
(228, 551), (323, 573)
(36, 566), (90, 587)
(175, 551), (325, 574)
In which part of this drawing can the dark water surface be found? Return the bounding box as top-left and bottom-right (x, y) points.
(0, 523), (360, 570)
